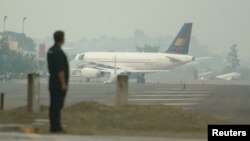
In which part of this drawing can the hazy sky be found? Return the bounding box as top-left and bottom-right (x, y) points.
(1, 0), (250, 58)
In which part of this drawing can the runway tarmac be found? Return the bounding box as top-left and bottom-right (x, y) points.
(1, 79), (250, 123)
(0, 79), (212, 110)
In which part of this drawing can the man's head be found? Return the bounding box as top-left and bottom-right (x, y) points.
(54, 31), (65, 45)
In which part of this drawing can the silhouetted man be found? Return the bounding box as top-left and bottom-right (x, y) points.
(47, 31), (69, 133)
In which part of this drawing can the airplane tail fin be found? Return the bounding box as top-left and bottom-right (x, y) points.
(166, 23), (192, 54)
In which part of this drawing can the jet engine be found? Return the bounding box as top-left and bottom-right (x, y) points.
(81, 68), (104, 78)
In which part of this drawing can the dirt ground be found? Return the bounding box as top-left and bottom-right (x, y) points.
(0, 102), (227, 138)
(193, 85), (250, 123)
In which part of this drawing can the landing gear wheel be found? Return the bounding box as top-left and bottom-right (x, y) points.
(136, 74), (145, 84)
(136, 76), (141, 83)
(85, 78), (90, 82)
(141, 77), (145, 83)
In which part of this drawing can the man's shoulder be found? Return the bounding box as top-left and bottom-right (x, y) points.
(47, 45), (62, 55)
(47, 47), (53, 55)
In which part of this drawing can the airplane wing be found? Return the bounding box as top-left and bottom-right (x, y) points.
(195, 57), (211, 61)
(216, 75), (232, 81)
(185, 56), (211, 66)
(225, 76), (233, 81)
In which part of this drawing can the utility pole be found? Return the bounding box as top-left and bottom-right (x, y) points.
(114, 55), (117, 75)
(3, 16), (7, 32)
(23, 17), (26, 34)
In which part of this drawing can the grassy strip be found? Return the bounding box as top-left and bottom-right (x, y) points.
(0, 102), (228, 138)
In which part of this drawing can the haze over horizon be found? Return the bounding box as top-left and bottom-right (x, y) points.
(1, 0), (250, 58)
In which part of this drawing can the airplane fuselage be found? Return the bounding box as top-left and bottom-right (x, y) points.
(72, 23), (194, 83)
(76, 52), (194, 70)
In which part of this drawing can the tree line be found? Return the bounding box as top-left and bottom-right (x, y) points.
(0, 32), (37, 75)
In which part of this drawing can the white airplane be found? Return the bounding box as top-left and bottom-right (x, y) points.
(73, 23), (196, 83)
(215, 72), (241, 80)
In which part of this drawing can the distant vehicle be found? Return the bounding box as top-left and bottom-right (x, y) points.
(73, 23), (203, 83)
(215, 72), (241, 80)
